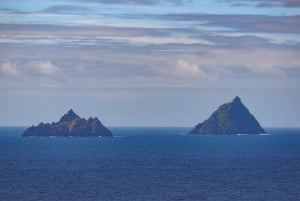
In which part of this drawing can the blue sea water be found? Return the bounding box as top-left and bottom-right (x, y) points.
(0, 127), (300, 201)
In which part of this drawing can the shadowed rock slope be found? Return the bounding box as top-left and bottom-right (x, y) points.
(22, 109), (113, 137)
(189, 96), (266, 135)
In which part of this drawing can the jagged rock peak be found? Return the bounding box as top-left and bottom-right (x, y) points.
(59, 109), (79, 122)
(22, 109), (113, 137)
(189, 96), (267, 135)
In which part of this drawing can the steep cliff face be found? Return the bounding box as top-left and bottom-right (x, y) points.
(189, 97), (266, 135)
(22, 109), (113, 137)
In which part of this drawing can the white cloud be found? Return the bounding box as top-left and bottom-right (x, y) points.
(0, 60), (65, 81)
(101, 35), (214, 46)
(219, 31), (300, 45)
(185, 48), (300, 78)
(26, 61), (65, 80)
(0, 35), (93, 46)
(0, 34), (214, 46)
(173, 60), (207, 78)
(150, 59), (208, 80)
(0, 61), (20, 78)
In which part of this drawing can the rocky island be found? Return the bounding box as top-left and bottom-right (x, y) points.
(189, 96), (267, 135)
(22, 109), (113, 137)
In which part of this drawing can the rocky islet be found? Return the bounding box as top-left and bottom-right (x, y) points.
(189, 96), (267, 135)
(22, 109), (113, 137)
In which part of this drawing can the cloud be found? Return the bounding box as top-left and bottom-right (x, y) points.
(26, 61), (65, 81)
(0, 61), (20, 78)
(0, 35), (96, 46)
(282, 0), (300, 7)
(219, 0), (300, 7)
(257, 0), (300, 7)
(66, 0), (187, 5)
(0, 60), (65, 81)
(2, 23), (297, 51)
(173, 60), (208, 79)
(0, 20), (299, 90)
(150, 59), (207, 79)
(160, 13), (300, 33)
(42, 5), (93, 14)
(0, 25), (214, 46)
(189, 48), (300, 78)
(100, 35), (214, 46)
(0, 8), (25, 14)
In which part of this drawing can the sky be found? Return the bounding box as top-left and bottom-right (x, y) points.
(0, 0), (300, 127)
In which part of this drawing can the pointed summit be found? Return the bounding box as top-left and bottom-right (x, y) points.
(189, 97), (266, 135)
(233, 96), (241, 103)
(59, 109), (79, 122)
(68, 109), (75, 114)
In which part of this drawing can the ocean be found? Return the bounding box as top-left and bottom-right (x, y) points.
(0, 127), (300, 201)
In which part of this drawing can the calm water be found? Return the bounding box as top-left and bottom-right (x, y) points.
(0, 127), (300, 201)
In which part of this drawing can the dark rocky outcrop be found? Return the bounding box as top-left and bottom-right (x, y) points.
(22, 109), (113, 137)
(189, 96), (267, 135)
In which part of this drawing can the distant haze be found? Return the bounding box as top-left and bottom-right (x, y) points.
(0, 0), (299, 127)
